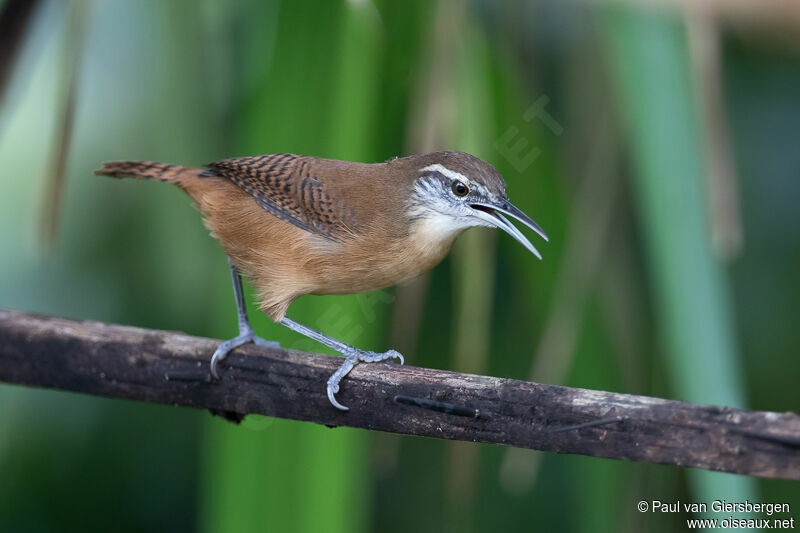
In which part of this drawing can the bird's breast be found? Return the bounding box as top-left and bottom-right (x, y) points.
(307, 216), (463, 296)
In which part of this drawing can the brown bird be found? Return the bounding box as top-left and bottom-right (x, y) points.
(95, 151), (548, 410)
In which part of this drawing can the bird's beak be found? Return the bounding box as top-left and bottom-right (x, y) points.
(469, 200), (549, 259)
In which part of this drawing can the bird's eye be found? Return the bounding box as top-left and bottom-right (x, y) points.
(452, 180), (469, 197)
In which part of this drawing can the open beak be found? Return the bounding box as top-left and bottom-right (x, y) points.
(469, 200), (549, 259)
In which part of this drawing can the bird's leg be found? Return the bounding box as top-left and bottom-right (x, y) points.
(210, 257), (279, 379)
(279, 316), (404, 411)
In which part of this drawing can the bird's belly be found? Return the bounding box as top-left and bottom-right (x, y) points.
(309, 237), (453, 296)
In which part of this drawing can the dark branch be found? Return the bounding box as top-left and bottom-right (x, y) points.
(1, 309), (798, 480)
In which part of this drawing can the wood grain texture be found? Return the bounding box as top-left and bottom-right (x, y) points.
(1, 309), (798, 480)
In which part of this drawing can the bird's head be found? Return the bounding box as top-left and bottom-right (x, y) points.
(402, 151), (548, 259)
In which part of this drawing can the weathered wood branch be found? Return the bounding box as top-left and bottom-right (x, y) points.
(1, 309), (798, 480)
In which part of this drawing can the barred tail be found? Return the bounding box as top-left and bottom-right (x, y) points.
(94, 161), (215, 190)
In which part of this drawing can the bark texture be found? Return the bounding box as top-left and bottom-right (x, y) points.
(1, 309), (798, 480)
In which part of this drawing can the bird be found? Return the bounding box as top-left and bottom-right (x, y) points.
(95, 151), (548, 410)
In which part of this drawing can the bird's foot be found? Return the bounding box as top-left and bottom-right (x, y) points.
(327, 348), (404, 411)
(210, 330), (280, 379)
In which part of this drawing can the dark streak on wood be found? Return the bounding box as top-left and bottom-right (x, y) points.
(0, 309), (798, 480)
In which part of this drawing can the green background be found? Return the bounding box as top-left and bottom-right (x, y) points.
(0, 0), (798, 531)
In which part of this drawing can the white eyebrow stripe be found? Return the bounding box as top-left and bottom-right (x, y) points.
(418, 163), (496, 200)
(420, 164), (471, 186)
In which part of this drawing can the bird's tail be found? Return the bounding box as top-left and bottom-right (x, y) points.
(94, 161), (214, 191)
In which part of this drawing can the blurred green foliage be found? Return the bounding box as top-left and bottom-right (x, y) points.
(0, 1), (798, 532)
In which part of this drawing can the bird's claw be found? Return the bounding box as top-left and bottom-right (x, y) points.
(386, 349), (405, 365)
(327, 382), (347, 411)
(252, 336), (281, 348)
(327, 348), (405, 411)
(210, 331), (279, 379)
(344, 347), (403, 364)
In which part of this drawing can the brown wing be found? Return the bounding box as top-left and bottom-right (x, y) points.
(208, 153), (352, 242)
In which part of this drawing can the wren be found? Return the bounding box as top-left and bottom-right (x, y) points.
(96, 152), (548, 410)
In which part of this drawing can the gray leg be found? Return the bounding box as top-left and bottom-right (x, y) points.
(210, 257), (279, 379)
(280, 316), (404, 411)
